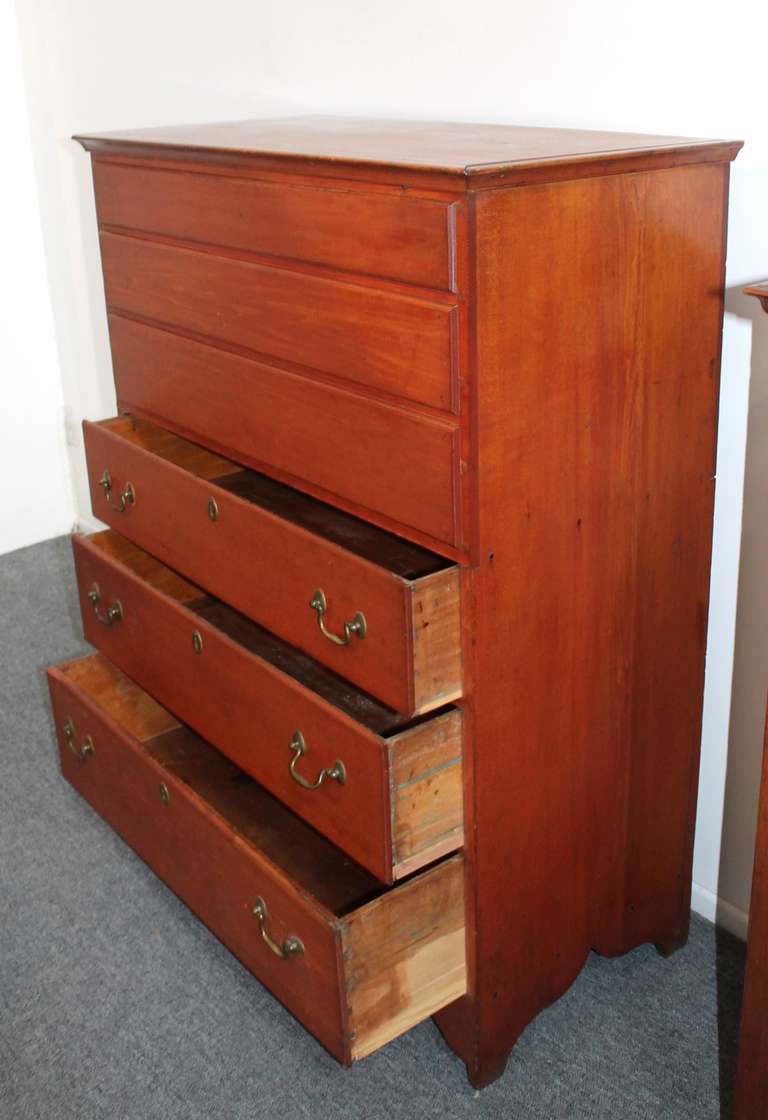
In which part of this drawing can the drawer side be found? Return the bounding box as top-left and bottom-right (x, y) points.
(341, 853), (466, 1060)
(388, 710), (464, 880)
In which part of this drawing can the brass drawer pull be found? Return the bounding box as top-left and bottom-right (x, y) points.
(289, 730), (346, 790)
(88, 583), (123, 627)
(99, 469), (135, 513)
(251, 897), (304, 959)
(62, 719), (94, 762)
(309, 589), (366, 647)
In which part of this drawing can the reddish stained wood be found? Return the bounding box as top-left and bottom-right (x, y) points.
(74, 117), (742, 193)
(107, 314), (461, 549)
(48, 655), (348, 1059)
(64, 119), (742, 1086)
(48, 652), (466, 1062)
(92, 159), (457, 291)
(744, 279), (768, 314)
(71, 530), (463, 883)
(100, 231), (458, 411)
(436, 161), (733, 1086)
(82, 415), (461, 714)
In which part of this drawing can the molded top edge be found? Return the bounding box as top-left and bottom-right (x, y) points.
(73, 116), (743, 186)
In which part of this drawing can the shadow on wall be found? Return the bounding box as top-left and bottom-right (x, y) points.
(713, 286), (768, 1119)
(718, 286), (768, 927)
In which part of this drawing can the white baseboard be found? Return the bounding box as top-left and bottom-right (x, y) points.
(691, 881), (748, 940)
(73, 514), (105, 535)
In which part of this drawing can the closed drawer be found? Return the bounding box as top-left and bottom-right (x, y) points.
(101, 232), (458, 411)
(48, 653), (466, 1063)
(72, 531), (464, 884)
(93, 160), (458, 291)
(83, 416), (462, 715)
(107, 315), (462, 550)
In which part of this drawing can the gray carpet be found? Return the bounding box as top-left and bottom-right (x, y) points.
(0, 535), (746, 1120)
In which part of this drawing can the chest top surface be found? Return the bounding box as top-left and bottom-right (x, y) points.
(74, 116), (742, 189)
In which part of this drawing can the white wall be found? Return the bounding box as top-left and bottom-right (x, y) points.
(0, 0), (74, 554)
(11, 0), (768, 935)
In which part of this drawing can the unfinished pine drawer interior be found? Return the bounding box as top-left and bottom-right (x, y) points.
(48, 653), (466, 1063)
(83, 415), (462, 716)
(72, 529), (463, 883)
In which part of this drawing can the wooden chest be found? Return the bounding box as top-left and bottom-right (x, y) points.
(49, 117), (741, 1088)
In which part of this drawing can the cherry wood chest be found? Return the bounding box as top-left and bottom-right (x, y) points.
(49, 117), (741, 1088)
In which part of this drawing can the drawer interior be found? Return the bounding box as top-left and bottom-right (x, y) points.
(59, 653), (384, 915)
(55, 652), (466, 1061)
(86, 529), (451, 737)
(96, 416), (453, 579)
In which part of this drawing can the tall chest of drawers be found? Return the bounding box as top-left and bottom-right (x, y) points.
(48, 118), (741, 1088)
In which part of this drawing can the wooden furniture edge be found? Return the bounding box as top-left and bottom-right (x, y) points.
(73, 134), (742, 192)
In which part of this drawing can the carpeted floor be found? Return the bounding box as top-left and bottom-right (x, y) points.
(0, 535), (747, 1120)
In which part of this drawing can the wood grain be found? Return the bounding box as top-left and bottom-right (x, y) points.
(48, 654), (348, 1059)
(436, 161), (732, 1086)
(71, 531), (463, 882)
(409, 567), (463, 715)
(100, 231), (458, 410)
(49, 653), (466, 1063)
(343, 851), (466, 1059)
(89, 414), (240, 478)
(83, 415), (461, 714)
(93, 159), (456, 290)
(388, 711), (464, 879)
(107, 314), (461, 549)
(75, 117), (742, 193)
(66, 118), (742, 1087)
(57, 652), (180, 742)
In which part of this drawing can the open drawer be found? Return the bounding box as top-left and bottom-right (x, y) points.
(48, 653), (466, 1063)
(71, 530), (464, 884)
(83, 415), (462, 717)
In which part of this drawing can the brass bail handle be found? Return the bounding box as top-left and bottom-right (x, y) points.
(288, 730), (346, 791)
(88, 582), (123, 627)
(62, 719), (94, 762)
(99, 469), (135, 514)
(309, 589), (366, 647)
(251, 897), (304, 959)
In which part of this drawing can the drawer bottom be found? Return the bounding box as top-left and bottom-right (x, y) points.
(47, 652), (466, 1062)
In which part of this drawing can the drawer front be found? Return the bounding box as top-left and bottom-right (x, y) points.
(47, 659), (347, 1060)
(48, 653), (466, 1062)
(71, 532), (463, 883)
(108, 314), (461, 549)
(83, 417), (462, 715)
(93, 160), (457, 291)
(101, 232), (458, 411)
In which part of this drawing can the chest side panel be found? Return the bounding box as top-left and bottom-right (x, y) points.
(438, 161), (731, 1080)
